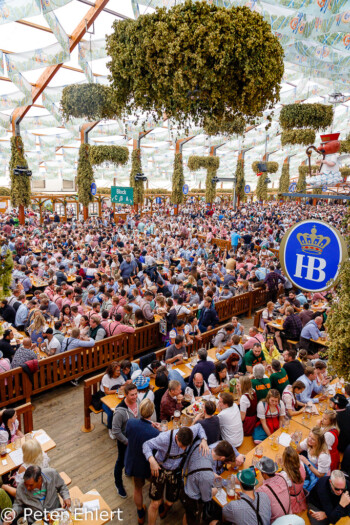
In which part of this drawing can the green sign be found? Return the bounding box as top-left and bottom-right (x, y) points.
(111, 186), (134, 205)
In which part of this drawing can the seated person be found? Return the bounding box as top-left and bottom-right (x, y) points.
(251, 363), (271, 402)
(188, 373), (210, 399)
(253, 389), (285, 443)
(165, 335), (186, 365)
(159, 379), (184, 421)
(208, 362), (229, 395)
(261, 336), (280, 365)
(308, 470), (350, 525)
(243, 342), (266, 373)
(297, 427), (331, 492)
(193, 400), (221, 446)
(269, 359), (289, 395)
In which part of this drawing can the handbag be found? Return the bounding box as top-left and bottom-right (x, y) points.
(25, 359), (39, 373)
(159, 318), (167, 335)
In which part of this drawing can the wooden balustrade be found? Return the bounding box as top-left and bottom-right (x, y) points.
(1, 288), (268, 410)
(16, 402), (34, 433)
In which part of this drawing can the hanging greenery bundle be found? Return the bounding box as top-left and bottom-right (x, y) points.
(172, 154), (185, 205)
(9, 136), (31, 208)
(235, 158), (245, 201)
(256, 173), (268, 201)
(326, 210), (350, 381)
(340, 133), (350, 154)
(252, 161), (279, 174)
(279, 104), (334, 131)
(278, 162), (290, 198)
(106, 2), (284, 129)
(188, 156), (219, 203)
(0, 249), (13, 298)
(145, 188), (171, 194)
(203, 115), (246, 137)
(77, 144), (94, 207)
(130, 149), (144, 205)
(60, 84), (116, 121)
(89, 145), (129, 166)
(298, 165), (318, 177)
(340, 167), (350, 178)
(0, 187), (10, 196)
(281, 129), (316, 147)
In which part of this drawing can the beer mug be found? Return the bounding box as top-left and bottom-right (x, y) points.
(171, 410), (181, 428)
(161, 420), (168, 432)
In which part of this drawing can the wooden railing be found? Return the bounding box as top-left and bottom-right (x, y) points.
(0, 288), (268, 409)
(82, 324), (225, 431)
(16, 402), (34, 433)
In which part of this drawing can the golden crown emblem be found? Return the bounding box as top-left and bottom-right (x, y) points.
(296, 226), (331, 255)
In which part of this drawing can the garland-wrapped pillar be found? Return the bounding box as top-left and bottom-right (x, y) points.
(173, 137), (194, 214)
(256, 173), (267, 202)
(0, 249), (14, 299)
(172, 153), (185, 215)
(235, 157), (245, 206)
(9, 136), (31, 225)
(278, 158), (290, 200)
(130, 148), (144, 213)
(77, 144), (94, 217)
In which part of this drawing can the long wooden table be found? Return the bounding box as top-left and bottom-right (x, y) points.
(69, 486), (112, 525)
(0, 429), (56, 476)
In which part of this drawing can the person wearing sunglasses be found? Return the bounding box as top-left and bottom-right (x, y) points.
(307, 469), (350, 525)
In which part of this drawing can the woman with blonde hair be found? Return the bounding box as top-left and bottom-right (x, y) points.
(281, 446), (307, 513)
(298, 427), (331, 490)
(239, 375), (258, 435)
(2, 438), (49, 497)
(260, 301), (275, 331)
(318, 409), (340, 471)
(28, 311), (47, 344)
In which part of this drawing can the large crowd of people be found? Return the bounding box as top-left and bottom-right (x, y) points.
(0, 200), (349, 525)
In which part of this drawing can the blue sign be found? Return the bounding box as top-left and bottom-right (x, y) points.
(90, 182), (97, 196)
(244, 184), (251, 194)
(289, 183), (297, 193)
(182, 184), (189, 195)
(322, 185), (327, 192)
(279, 220), (347, 292)
(155, 197), (162, 204)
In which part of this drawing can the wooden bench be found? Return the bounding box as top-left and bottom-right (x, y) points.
(59, 472), (72, 486)
(253, 308), (265, 332)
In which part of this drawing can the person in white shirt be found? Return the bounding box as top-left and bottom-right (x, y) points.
(217, 392), (243, 448)
(40, 328), (61, 356)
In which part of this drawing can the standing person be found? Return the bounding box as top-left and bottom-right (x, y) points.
(329, 393), (350, 453)
(264, 265), (285, 303)
(142, 425), (208, 525)
(111, 383), (140, 498)
(14, 294), (28, 330)
(125, 399), (159, 525)
(256, 456), (291, 522)
(197, 296), (219, 333)
(211, 468), (271, 525)
(280, 446), (307, 514)
(181, 440), (234, 525)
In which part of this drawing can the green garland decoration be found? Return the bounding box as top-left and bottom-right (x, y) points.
(326, 210), (350, 381)
(77, 144), (94, 207)
(60, 84), (116, 121)
(340, 133), (350, 154)
(89, 145), (129, 166)
(145, 188), (171, 194)
(256, 173), (268, 201)
(0, 249), (13, 299)
(0, 187), (10, 196)
(279, 104), (334, 131)
(190, 188), (233, 194)
(130, 149), (145, 205)
(188, 156), (220, 204)
(281, 129), (316, 147)
(106, 2), (284, 128)
(203, 115), (246, 137)
(278, 162), (290, 198)
(252, 161), (279, 174)
(9, 136), (31, 208)
(340, 167), (350, 178)
(172, 153), (185, 205)
(235, 159), (245, 201)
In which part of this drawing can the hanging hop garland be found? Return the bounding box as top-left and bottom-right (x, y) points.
(77, 144), (95, 207)
(256, 172), (268, 201)
(235, 158), (245, 201)
(0, 249), (14, 299)
(279, 104), (334, 131)
(60, 84), (116, 121)
(252, 161), (279, 174)
(105, 2), (284, 129)
(278, 162), (290, 198)
(281, 129), (316, 147)
(89, 145), (129, 166)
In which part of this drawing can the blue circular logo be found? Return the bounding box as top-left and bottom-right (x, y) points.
(182, 184), (189, 195)
(289, 183), (297, 193)
(280, 220), (347, 292)
(244, 185), (251, 194)
(90, 182), (97, 196)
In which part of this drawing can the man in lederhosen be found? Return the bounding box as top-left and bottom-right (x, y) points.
(142, 424), (208, 525)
